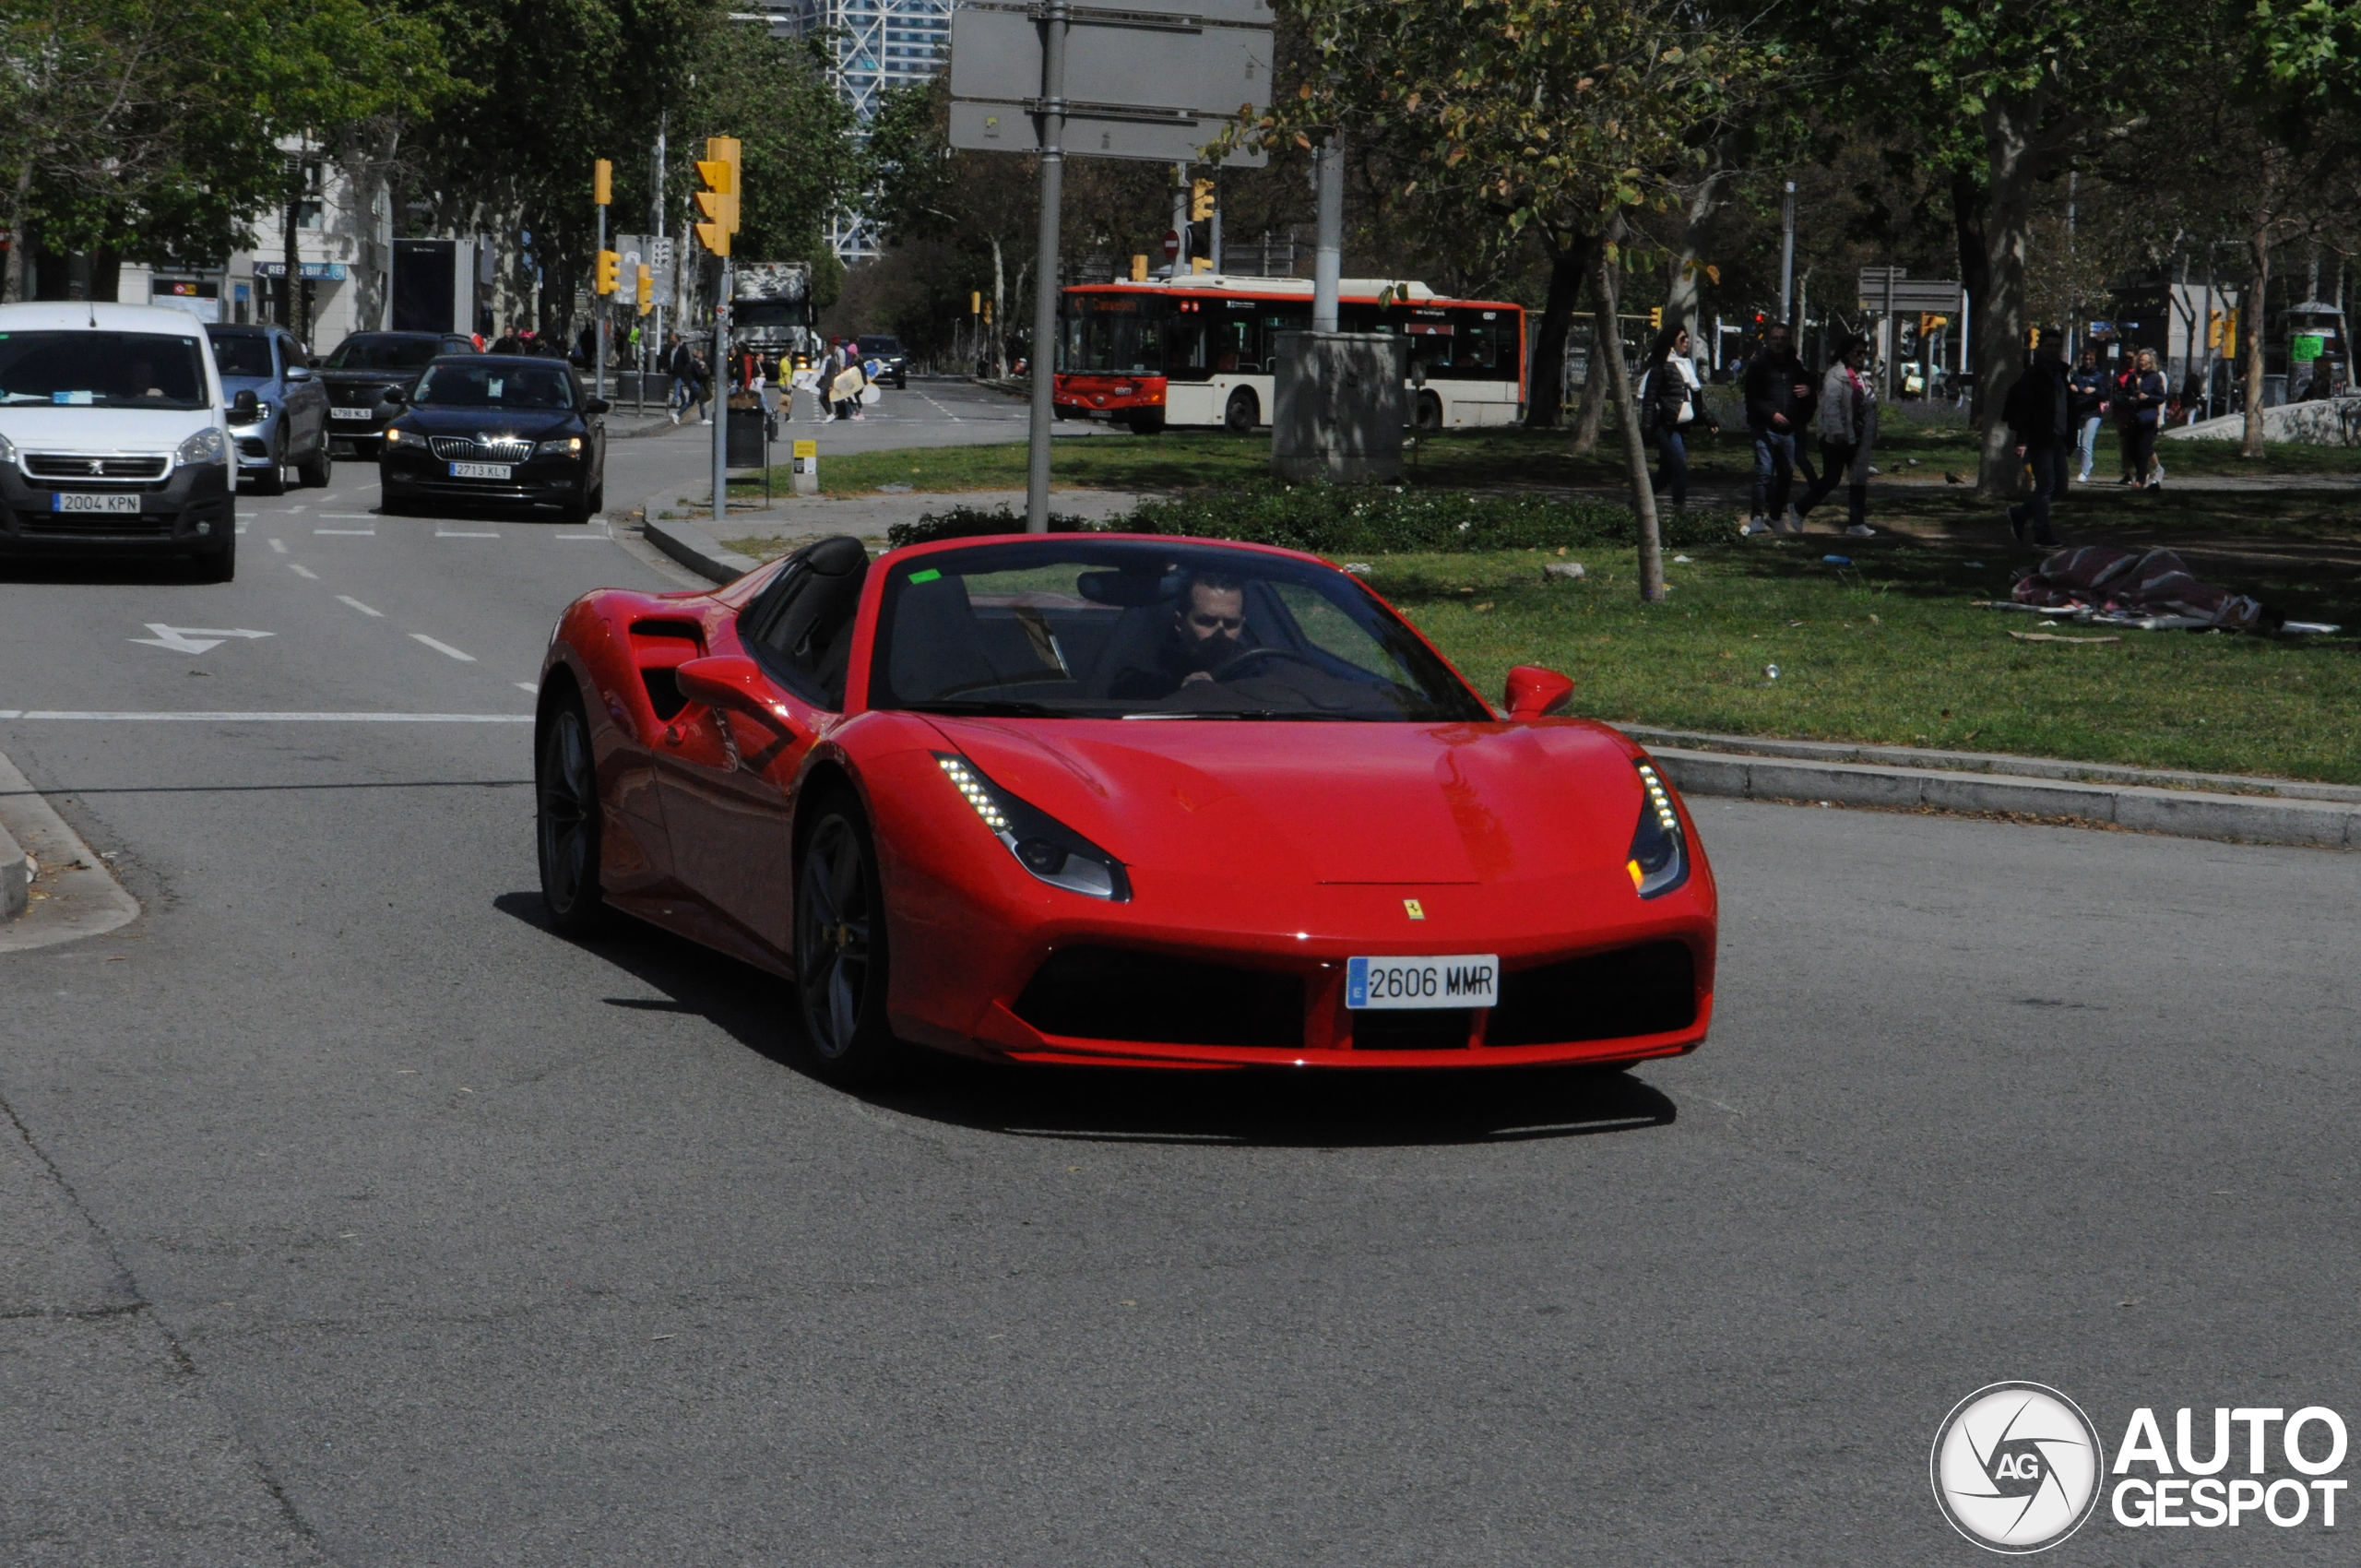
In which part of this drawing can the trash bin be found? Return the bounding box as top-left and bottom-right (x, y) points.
(725, 396), (765, 468)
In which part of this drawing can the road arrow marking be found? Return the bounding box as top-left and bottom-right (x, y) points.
(128, 624), (276, 655)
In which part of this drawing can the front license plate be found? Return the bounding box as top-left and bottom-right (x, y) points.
(1347, 955), (1499, 1010)
(329, 406), (374, 421)
(50, 492), (141, 514)
(449, 461), (512, 480)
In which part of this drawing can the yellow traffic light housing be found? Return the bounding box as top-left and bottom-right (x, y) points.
(593, 159), (612, 207)
(1648, 306), (1663, 329)
(595, 249), (620, 296)
(1190, 178), (1215, 222)
(635, 263), (653, 315)
(694, 137), (741, 257)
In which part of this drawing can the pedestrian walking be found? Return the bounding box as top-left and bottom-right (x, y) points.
(2126, 348), (2168, 490)
(2111, 357), (2143, 483)
(2003, 333), (2074, 548)
(1795, 334), (1879, 533)
(826, 340), (866, 422)
(2069, 347), (2107, 482)
(1638, 323), (1717, 513)
(1741, 323), (1813, 535)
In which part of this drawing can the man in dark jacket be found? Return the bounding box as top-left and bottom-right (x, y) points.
(1741, 325), (1813, 532)
(2004, 334), (2074, 547)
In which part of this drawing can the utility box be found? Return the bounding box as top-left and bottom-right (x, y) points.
(725, 394), (765, 468)
(791, 439), (818, 495)
(1271, 331), (1406, 484)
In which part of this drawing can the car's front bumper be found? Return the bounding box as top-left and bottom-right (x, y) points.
(0, 460), (232, 557)
(381, 448), (593, 508)
(230, 413), (281, 474)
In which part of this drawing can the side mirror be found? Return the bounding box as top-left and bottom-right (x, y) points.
(306, 355), (324, 369)
(229, 389), (260, 422)
(1504, 664), (1575, 720)
(582, 397), (611, 415)
(285, 363), (313, 383)
(383, 386), (406, 404)
(675, 655), (800, 736)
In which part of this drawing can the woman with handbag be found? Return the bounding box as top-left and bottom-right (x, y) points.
(1639, 324), (1716, 512)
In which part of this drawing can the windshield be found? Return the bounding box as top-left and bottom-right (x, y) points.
(208, 334), (276, 377)
(0, 331), (209, 410)
(859, 336), (901, 355)
(411, 361), (576, 410)
(324, 335), (442, 373)
(1061, 298), (1167, 374)
(870, 540), (1489, 722)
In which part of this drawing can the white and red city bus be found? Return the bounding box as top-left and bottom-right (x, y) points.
(1055, 275), (1527, 434)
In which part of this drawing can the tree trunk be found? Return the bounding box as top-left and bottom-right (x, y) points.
(1572, 253), (1617, 454)
(1972, 96), (2047, 498)
(1596, 230), (1664, 602)
(1950, 167), (1989, 425)
(2242, 205), (2271, 457)
(1664, 165), (1726, 354)
(990, 236), (1007, 377)
(1526, 232), (1589, 427)
(3, 159), (34, 304)
(281, 154), (302, 332)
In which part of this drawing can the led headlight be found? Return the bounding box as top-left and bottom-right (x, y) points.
(0, 431), (17, 465)
(233, 400), (272, 426)
(175, 427), (228, 465)
(382, 425), (406, 445)
(1625, 760), (1689, 898)
(534, 435), (583, 459)
(935, 752), (1131, 901)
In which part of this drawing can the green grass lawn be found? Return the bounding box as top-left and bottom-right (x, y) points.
(1367, 542), (2361, 784)
(732, 416), (2361, 501)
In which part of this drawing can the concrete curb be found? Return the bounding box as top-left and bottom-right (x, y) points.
(0, 747), (140, 949)
(1644, 746), (2358, 849)
(0, 814), (24, 921)
(643, 515), (759, 584)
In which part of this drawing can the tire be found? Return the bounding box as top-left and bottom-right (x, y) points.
(297, 433), (333, 489)
(189, 530), (235, 583)
(1416, 391), (1444, 433)
(1126, 410), (1167, 435)
(535, 688), (607, 936)
(248, 435), (287, 496)
(559, 491), (592, 528)
(795, 801), (898, 1084)
(1224, 388), (1258, 434)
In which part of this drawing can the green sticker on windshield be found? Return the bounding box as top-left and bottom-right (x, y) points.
(908, 568), (942, 584)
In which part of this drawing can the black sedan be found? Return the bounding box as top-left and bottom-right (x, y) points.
(378, 356), (608, 524)
(858, 333), (908, 389)
(318, 331), (477, 456)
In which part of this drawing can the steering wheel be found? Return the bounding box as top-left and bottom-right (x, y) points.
(1215, 646), (1325, 683)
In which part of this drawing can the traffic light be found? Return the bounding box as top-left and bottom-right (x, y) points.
(970, 291), (981, 315)
(593, 159), (611, 207)
(595, 249), (620, 296)
(1191, 178), (1215, 222)
(694, 137), (741, 257)
(1648, 306), (1663, 329)
(635, 263), (653, 315)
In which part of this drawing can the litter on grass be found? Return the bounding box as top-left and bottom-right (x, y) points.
(2010, 630), (2122, 645)
(1822, 554), (1853, 566)
(1997, 546), (2301, 633)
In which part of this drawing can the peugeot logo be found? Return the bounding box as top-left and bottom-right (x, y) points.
(87, 458), (104, 475)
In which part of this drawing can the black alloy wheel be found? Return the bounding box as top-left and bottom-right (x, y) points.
(298, 435), (333, 489)
(796, 804), (897, 1083)
(536, 691), (607, 935)
(1224, 388), (1258, 434)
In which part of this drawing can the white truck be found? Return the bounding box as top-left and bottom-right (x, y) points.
(732, 262), (816, 366)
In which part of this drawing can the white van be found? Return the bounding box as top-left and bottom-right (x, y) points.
(0, 302), (255, 581)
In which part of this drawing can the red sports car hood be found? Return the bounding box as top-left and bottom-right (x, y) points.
(919, 716), (1647, 889)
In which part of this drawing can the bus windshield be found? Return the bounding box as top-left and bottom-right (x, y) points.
(1062, 299), (1167, 374)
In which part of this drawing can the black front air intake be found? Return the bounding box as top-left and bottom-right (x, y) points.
(1485, 941), (1697, 1048)
(1015, 945), (1304, 1048)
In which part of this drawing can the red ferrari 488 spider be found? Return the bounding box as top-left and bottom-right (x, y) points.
(535, 532), (1716, 1080)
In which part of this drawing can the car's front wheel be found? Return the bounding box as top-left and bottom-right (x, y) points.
(297, 434), (333, 489)
(536, 689), (607, 936)
(796, 801), (897, 1083)
(249, 433), (287, 496)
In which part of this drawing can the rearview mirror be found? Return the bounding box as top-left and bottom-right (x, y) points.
(383, 386), (406, 404)
(286, 363), (313, 383)
(582, 397), (611, 415)
(675, 655), (800, 736)
(229, 389), (260, 422)
(1504, 664), (1575, 720)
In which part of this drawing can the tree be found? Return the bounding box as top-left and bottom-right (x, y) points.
(1255, 0), (1787, 600)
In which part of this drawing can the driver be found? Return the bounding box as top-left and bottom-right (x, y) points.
(1108, 571), (1250, 698)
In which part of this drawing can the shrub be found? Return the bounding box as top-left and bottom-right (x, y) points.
(887, 485), (1731, 552)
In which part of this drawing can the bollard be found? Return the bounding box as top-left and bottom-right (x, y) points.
(792, 439), (819, 496)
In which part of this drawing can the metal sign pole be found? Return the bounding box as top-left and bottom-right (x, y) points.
(595, 201), (608, 403)
(1779, 181), (1796, 328)
(1026, 0), (1069, 535)
(714, 258), (731, 524)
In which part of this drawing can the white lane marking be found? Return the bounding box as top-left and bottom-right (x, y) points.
(919, 393), (963, 422)
(288, 563), (319, 579)
(314, 528), (374, 536)
(317, 513), (376, 519)
(235, 519), (250, 534)
(435, 530), (500, 539)
(128, 624), (274, 654)
(0, 710), (531, 722)
(552, 532), (607, 540)
(287, 505), (308, 514)
(267, 539), (288, 554)
(409, 633), (476, 662)
(516, 681), (539, 694)
(337, 596), (384, 617)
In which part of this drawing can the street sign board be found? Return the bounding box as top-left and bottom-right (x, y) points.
(1857, 268), (1962, 313)
(948, 0), (1272, 166)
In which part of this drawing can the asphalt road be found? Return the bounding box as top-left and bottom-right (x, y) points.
(2, 446), (2357, 1565)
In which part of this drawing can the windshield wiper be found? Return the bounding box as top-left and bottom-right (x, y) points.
(904, 698), (1067, 717)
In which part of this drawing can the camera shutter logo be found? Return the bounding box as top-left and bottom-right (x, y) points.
(1931, 1383), (2106, 1553)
